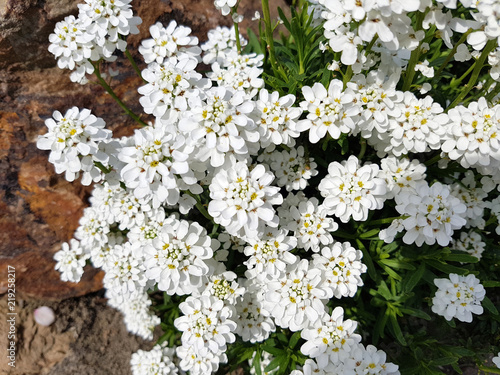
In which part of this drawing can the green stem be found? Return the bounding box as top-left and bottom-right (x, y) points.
(333, 230), (357, 240)
(424, 153), (442, 166)
(402, 13), (426, 92)
(358, 138), (367, 159)
(342, 65), (353, 90)
(478, 366), (500, 374)
(448, 39), (497, 110)
(234, 22), (242, 53)
(185, 191), (213, 222)
(92, 61), (148, 127)
(449, 61), (476, 88)
(94, 161), (111, 174)
(367, 216), (404, 226)
(261, 0), (286, 81)
(433, 29), (473, 83)
(124, 49), (145, 82)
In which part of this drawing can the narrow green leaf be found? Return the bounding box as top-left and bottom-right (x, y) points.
(359, 228), (381, 239)
(261, 345), (285, 357)
(253, 348), (262, 375)
(429, 357), (458, 366)
(483, 296), (499, 315)
(379, 258), (416, 270)
(399, 307), (432, 320)
(403, 262), (426, 293)
(379, 263), (402, 280)
(483, 280), (500, 287)
(277, 7), (291, 31)
(441, 252), (479, 263)
(264, 357), (282, 373)
(425, 259), (468, 275)
(289, 331), (302, 349)
(389, 313), (407, 346)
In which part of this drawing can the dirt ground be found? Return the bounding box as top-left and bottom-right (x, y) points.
(0, 291), (159, 375)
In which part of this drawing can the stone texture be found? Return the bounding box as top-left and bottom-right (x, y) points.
(0, 0), (288, 300)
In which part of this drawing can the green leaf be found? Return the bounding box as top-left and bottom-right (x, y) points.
(277, 7), (291, 31)
(379, 263), (402, 280)
(403, 262), (426, 293)
(378, 258), (416, 270)
(483, 280), (500, 287)
(264, 356), (283, 373)
(289, 331), (302, 349)
(388, 312), (407, 346)
(399, 307), (432, 320)
(359, 228), (381, 239)
(253, 348), (262, 375)
(483, 296), (499, 316)
(425, 259), (469, 275)
(441, 252), (479, 263)
(442, 346), (475, 356)
(372, 308), (389, 344)
(261, 345), (285, 357)
(429, 357), (458, 366)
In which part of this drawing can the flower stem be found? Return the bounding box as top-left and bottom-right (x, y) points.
(261, 0), (287, 81)
(424, 153), (442, 166)
(433, 29), (472, 83)
(92, 61), (148, 127)
(125, 49), (145, 82)
(234, 22), (242, 53)
(185, 191), (214, 222)
(448, 39), (497, 110)
(402, 13), (426, 92)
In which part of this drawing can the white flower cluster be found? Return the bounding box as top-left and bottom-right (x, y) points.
(432, 273), (486, 322)
(48, 0), (141, 83)
(131, 344), (177, 375)
(36, 107), (112, 185)
(43, 0), (500, 372)
(380, 181), (467, 246)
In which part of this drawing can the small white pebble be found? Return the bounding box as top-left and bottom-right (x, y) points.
(34, 306), (55, 326)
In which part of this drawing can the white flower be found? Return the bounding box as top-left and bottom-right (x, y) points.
(319, 155), (387, 223)
(380, 181), (467, 246)
(415, 60), (434, 78)
(441, 98), (500, 171)
(54, 239), (89, 283)
(195, 266), (245, 305)
(138, 58), (206, 122)
(107, 290), (160, 340)
(286, 198), (338, 252)
(176, 345), (225, 375)
(208, 162), (282, 239)
(78, 0), (141, 58)
(450, 171), (488, 229)
(130, 344), (178, 375)
(260, 146), (318, 191)
(174, 295), (237, 356)
(119, 125), (200, 208)
(341, 343), (400, 374)
(265, 259), (330, 331)
(493, 352), (500, 368)
(37, 107), (112, 185)
(432, 273), (485, 323)
(382, 92), (448, 156)
(102, 242), (147, 295)
(254, 89), (302, 148)
(452, 231), (485, 261)
(48, 15), (96, 71)
(244, 229), (298, 281)
(180, 86), (258, 168)
(214, 0), (237, 16)
(455, 44), (472, 61)
(298, 80), (359, 143)
(139, 21), (201, 65)
(379, 156), (427, 199)
(235, 279), (276, 343)
(312, 242), (367, 299)
(201, 26), (247, 65)
(300, 306), (362, 367)
(144, 219), (215, 295)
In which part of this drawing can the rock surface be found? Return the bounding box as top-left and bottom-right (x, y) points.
(0, 0), (287, 300)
